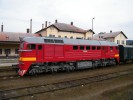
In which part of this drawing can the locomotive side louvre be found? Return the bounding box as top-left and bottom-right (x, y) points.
(18, 37), (119, 76)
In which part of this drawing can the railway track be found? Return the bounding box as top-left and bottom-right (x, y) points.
(0, 66), (18, 80)
(0, 75), (20, 81)
(0, 69), (133, 100)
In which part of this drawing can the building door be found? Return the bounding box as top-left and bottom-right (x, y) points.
(37, 45), (43, 61)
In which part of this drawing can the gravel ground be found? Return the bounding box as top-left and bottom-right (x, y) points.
(13, 73), (133, 100)
(0, 64), (133, 90)
(102, 84), (133, 100)
(0, 63), (133, 100)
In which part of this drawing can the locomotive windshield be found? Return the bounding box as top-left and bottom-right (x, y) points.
(20, 42), (24, 49)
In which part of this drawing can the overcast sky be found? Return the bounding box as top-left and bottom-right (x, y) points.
(0, 0), (133, 39)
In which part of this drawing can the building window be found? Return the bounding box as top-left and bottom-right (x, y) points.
(15, 49), (19, 54)
(0, 49), (2, 54)
(101, 36), (104, 38)
(76, 37), (82, 39)
(49, 34), (52, 37)
(122, 40), (124, 44)
(88, 37), (91, 40)
(5, 49), (11, 54)
(58, 35), (61, 38)
(117, 40), (120, 44)
(70, 36), (73, 39)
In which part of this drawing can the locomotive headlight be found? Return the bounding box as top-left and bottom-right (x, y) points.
(115, 54), (119, 57)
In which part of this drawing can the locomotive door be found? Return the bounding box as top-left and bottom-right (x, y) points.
(37, 45), (43, 61)
(102, 46), (108, 58)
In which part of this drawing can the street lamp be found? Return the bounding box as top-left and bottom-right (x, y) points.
(92, 17), (95, 31)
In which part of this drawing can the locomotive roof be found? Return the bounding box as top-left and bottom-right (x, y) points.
(21, 37), (118, 46)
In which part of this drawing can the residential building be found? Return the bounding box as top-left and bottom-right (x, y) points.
(0, 32), (38, 58)
(36, 21), (94, 39)
(93, 31), (128, 45)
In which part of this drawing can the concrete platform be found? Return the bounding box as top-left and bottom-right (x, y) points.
(0, 58), (18, 63)
(0, 62), (18, 67)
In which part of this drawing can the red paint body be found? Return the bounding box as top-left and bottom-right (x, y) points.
(18, 42), (119, 76)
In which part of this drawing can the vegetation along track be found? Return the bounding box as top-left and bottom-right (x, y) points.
(0, 69), (133, 100)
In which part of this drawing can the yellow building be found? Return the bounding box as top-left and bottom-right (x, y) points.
(93, 31), (128, 45)
(36, 21), (94, 39)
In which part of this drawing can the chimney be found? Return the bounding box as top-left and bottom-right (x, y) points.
(1, 23), (3, 32)
(55, 19), (58, 23)
(42, 24), (44, 29)
(48, 22), (51, 26)
(30, 19), (32, 33)
(45, 21), (47, 28)
(110, 30), (112, 33)
(27, 28), (30, 33)
(71, 22), (73, 25)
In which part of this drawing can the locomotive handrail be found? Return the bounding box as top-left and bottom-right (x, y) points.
(18, 50), (32, 52)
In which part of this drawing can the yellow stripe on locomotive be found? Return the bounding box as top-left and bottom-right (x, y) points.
(19, 57), (36, 61)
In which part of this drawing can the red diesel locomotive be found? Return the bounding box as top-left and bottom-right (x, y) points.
(18, 37), (119, 76)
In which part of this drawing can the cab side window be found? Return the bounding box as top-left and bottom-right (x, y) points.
(27, 44), (36, 50)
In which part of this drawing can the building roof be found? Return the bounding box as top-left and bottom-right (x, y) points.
(104, 31), (127, 39)
(0, 32), (38, 42)
(93, 31), (128, 40)
(36, 23), (94, 34)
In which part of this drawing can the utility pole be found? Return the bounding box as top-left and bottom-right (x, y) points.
(92, 17), (95, 31)
(92, 17), (95, 39)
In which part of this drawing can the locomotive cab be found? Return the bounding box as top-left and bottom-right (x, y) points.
(18, 41), (37, 76)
